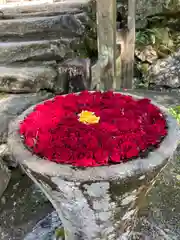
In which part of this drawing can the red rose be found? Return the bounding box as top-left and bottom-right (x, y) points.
(120, 141), (139, 159)
(110, 148), (122, 163)
(73, 158), (96, 167)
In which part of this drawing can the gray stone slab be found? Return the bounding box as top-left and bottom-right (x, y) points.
(0, 39), (77, 64)
(0, 65), (57, 93)
(147, 50), (180, 89)
(0, 14), (85, 40)
(0, 0), (90, 17)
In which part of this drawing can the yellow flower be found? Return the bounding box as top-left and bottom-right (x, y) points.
(78, 110), (100, 124)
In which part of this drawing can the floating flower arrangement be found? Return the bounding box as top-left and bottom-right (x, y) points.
(19, 91), (167, 167)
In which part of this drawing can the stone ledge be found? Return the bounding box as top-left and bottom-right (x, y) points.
(0, 58), (92, 94)
(0, 13), (87, 41)
(0, 0), (90, 16)
(0, 38), (79, 63)
(0, 65), (57, 93)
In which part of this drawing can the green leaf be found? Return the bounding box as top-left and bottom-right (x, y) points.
(176, 175), (180, 181)
(55, 227), (65, 239)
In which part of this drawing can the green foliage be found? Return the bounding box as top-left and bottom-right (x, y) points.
(169, 106), (180, 123)
(136, 28), (174, 53)
(136, 30), (151, 46)
(55, 227), (65, 240)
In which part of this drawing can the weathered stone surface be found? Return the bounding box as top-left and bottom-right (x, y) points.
(0, 39), (78, 64)
(0, 65), (57, 93)
(8, 92), (179, 239)
(0, 92), (52, 143)
(135, 0), (169, 28)
(147, 49), (180, 89)
(117, 0), (180, 28)
(0, 168), (53, 240)
(133, 148), (180, 239)
(0, 157), (11, 199)
(0, 1), (87, 17)
(135, 45), (158, 63)
(0, 0), (90, 17)
(24, 211), (62, 240)
(0, 144), (15, 167)
(0, 14), (86, 41)
(58, 58), (91, 93)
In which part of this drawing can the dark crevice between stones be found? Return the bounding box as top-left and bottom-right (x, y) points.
(79, 183), (94, 209)
(0, 11), (15, 20)
(26, 169), (60, 192)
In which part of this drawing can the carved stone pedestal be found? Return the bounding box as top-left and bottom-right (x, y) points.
(8, 93), (179, 240)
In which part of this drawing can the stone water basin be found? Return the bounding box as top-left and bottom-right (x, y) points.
(0, 90), (180, 240)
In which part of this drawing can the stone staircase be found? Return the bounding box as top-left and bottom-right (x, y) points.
(0, 0), (92, 94)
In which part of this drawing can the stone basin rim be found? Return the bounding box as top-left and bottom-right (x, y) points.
(8, 92), (179, 182)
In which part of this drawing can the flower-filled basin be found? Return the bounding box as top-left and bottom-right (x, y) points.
(8, 91), (179, 240)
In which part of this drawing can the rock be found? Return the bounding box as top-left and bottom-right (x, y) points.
(0, 39), (78, 64)
(147, 49), (180, 88)
(135, 45), (158, 63)
(0, 65), (57, 93)
(0, 144), (17, 167)
(0, 1), (85, 18)
(0, 0), (90, 17)
(117, 0), (180, 29)
(135, 0), (169, 28)
(0, 92), (52, 143)
(24, 211), (62, 240)
(0, 157), (11, 199)
(58, 58), (91, 93)
(0, 14), (86, 41)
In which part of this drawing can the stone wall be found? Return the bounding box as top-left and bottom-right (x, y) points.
(0, 0), (96, 93)
(117, 0), (180, 29)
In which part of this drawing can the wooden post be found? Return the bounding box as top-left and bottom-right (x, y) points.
(96, 0), (117, 90)
(119, 0), (136, 89)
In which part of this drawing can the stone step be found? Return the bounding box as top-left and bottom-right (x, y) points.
(0, 58), (91, 94)
(0, 65), (58, 93)
(0, 13), (87, 41)
(0, 38), (79, 63)
(0, 0), (90, 17)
